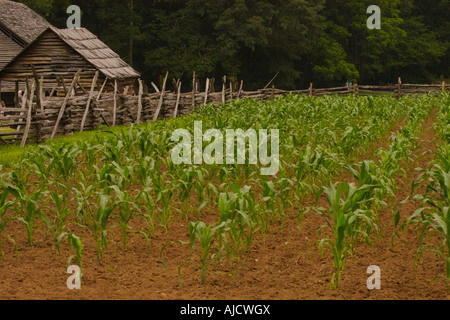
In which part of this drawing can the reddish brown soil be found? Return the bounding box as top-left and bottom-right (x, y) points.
(0, 109), (449, 300)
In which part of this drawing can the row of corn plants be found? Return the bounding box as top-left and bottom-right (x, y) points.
(298, 93), (440, 289)
(0, 93), (446, 287)
(402, 92), (450, 280)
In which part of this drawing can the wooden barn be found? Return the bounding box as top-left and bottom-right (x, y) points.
(0, 25), (141, 106)
(0, 0), (50, 106)
(0, 0), (141, 107)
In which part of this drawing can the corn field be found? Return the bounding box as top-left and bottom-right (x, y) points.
(0, 92), (449, 299)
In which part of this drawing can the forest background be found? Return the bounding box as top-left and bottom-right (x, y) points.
(16, 0), (450, 90)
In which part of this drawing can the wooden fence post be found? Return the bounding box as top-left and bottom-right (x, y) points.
(153, 71), (169, 121)
(14, 81), (19, 108)
(222, 76), (227, 104)
(352, 83), (358, 96)
(263, 72), (279, 90)
(192, 71), (196, 109)
(80, 70), (99, 132)
(96, 77), (108, 103)
(136, 78), (143, 124)
(443, 81), (446, 92)
(204, 78), (210, 106)
(397, 77), (402, 99)
(14, 79), (28, 139)
(31, 65), (43, 111)
(150, 82), (160, 93)
(309, 83), (313, 97)
(20, 79), (36, 148)
(112, 79), (118, 126)
(173, 81), (182, 118)
(51, 69), (81, 139)
(237, 80), (243, 100)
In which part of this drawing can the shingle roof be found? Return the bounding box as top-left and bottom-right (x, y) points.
(52, 26), (141, 79)
(0, 0), (50, 44)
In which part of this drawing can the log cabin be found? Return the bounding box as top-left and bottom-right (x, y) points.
(0, 0), (50, 106)
(0, 1), (141, 107)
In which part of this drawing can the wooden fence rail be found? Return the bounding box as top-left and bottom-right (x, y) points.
(0, 73), (448, 147)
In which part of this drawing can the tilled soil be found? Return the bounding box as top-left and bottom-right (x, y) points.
(0, 109), (449, 300)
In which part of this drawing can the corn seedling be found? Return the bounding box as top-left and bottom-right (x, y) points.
(179, 220), (229, 286)
(110, 185), (141, 250)
(0, 182), (16, 257)
(303, 181), (380, 289)
(404, 156), (450, 280)
(67, 232), (84, 269)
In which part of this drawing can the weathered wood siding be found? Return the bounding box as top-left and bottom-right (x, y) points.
(0, 29), (23, 70)
(0, 30), (98, 87)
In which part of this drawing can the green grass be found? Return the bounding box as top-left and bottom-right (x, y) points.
(0, 124), (135, 167)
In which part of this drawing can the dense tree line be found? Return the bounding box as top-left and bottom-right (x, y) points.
(17, 0), (449, 90)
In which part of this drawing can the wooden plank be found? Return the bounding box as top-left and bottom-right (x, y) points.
(153, 71), (169, 121)
(0, 131), (25, 137)
(80, 70), (99, 132)
(59, 76), (67, 95)
(192, 71), (196, 109)
(20, 80), (36, 148)
(1, 108), (28, 113)
(0, 136), (8, 145)
(112, 79), (118, 126)
(136, 79), (143, 124)
(173, 81), (182, 118)
(15, 79), (29, 137)
(263, 72), (279, 90)
(222, 76), (227, 104)
(31, 65), (43, 111)
(150, 82), (160, 93)
(96, 77), (109, 102)
(51, 69), (81, 139)
(204, 78), (210, 106)
(14, 82), (19, 108)
(230, 81), (234, 100)
(237, 80), (243, 99)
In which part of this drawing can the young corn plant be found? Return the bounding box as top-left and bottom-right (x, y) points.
(193, 167), (208, 219)
(9, 184), (50, 247)
(73, 180), (97, 227)
(39, 144), (81, 183)
(175, 167), (197, 220)
(67, 232), (84, 269)
(274, 165), (295, 224)
(0, 181), (17, 257)
(83, 192), (114, 261)
(344, 160), (391, 206)
(137, 184), (156, 250)
(58, 232), (84, 269)
(110, 185), (141, 251)
(179, 220), (229, 286)
(137, 156), (155, 187)
(404, 154), (450, 280)
(218, 185), (256, 261)
(48, 185), (72, 236)
(301, 181), (380, 289)
(152, 172), (175, 231)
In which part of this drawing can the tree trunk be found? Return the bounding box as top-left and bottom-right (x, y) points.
(128, 0), (134, 67)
